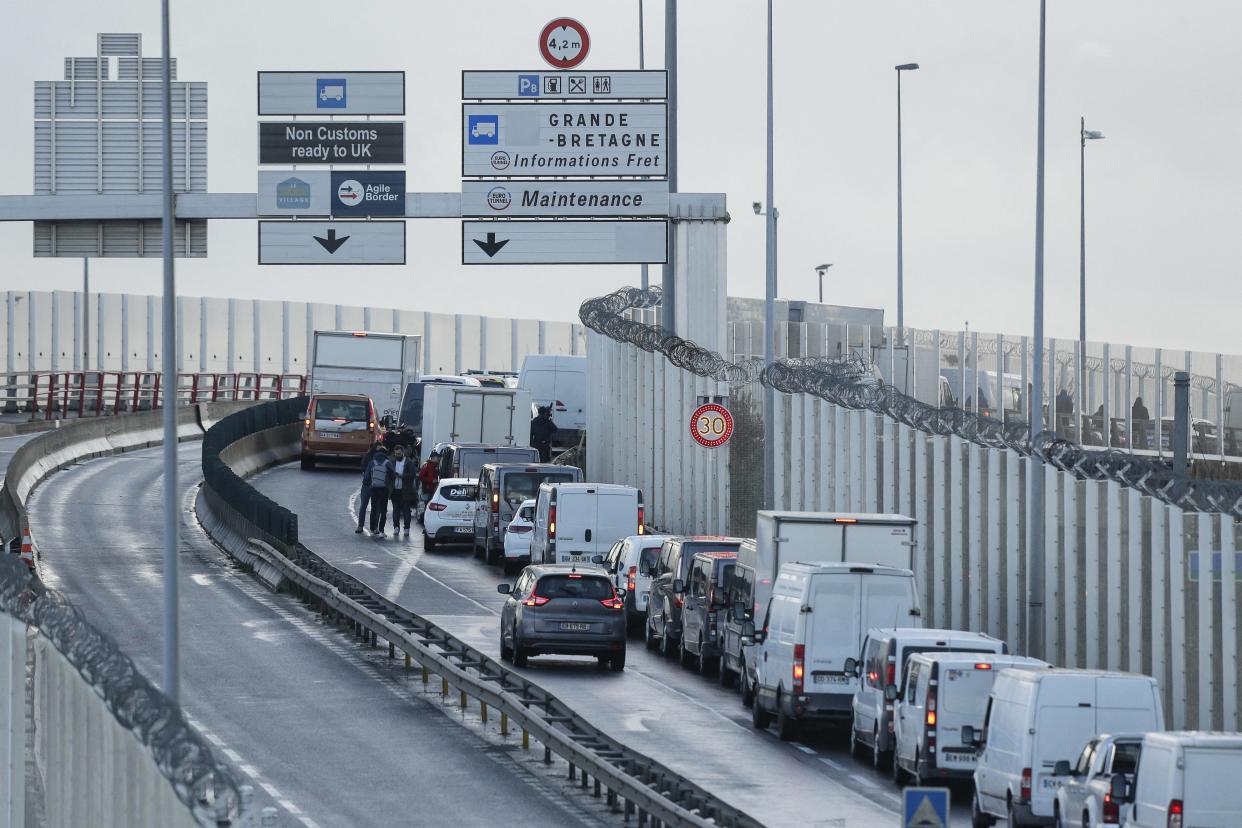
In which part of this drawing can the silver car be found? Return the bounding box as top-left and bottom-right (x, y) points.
(497, 564), (628, 671)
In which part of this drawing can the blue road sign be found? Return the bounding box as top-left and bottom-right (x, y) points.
(329, 171), (406, 217)
(902, 787), (949, 828)
(518, 74), (540, 97)
(316, 78), (347, 109)
(467, 114), (499, 144)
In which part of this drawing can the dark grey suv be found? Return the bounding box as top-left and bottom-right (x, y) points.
(497, 565), (628, 671)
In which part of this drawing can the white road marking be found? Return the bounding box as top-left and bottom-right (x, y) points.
(791, 741), (818, 755)
(818, 757), (849, 772)
(222, 748), (242, 763)
(191, 573), (213, 586)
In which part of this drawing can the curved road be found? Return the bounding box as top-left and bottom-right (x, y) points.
(27, 443), (609, 827)
(254, 463), (975, 827)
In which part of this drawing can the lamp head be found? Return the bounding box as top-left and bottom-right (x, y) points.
(752, 201), (763, 215)
(895, 63), (920, 71)
(1083, 129), (1105, 140)
(815, 263), (833, 275)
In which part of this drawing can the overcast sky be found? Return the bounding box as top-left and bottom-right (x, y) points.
(0, 1), (1238, 354)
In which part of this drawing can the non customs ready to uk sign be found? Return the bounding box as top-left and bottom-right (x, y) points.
(461, 180), (668, 217)
(257, 71), (405, 116)
(259, 122), (404, 164)
(462, 103), (666, 177)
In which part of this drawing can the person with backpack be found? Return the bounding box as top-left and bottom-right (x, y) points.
(367, 444), (391, 537)
(386, 444), (417, 538)
(355, 440), (383, 534)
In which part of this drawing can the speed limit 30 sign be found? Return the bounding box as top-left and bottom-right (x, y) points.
(690, 403), (734, 449)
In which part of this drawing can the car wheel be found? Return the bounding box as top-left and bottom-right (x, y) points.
(751, 688), (772, 730)
(609, 649), (626, 672)
(970, 793), (994, 828)
(849, 717), (864, 759)
(424, 533), (437, 551)
(486, 543), (501, 566)
(1007, 798), (1022, 828)
(741, 669), (755, 707)
(596, 655), (610, 670)
(775, 693), (796, 741)
(660, 619), (676, 659)
(872, 727), (890, 771)
(700, 653), (717, 677)
(891, 749), (904, 784)
(645, 617), (658, 651)
(512, 630), (528, 668)
(678, 636), (693, 669)
(500, 627), (513, 662)
(299, 454), (315, 470)
(718, 660), (735, 688)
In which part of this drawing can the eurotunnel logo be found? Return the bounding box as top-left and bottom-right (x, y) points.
(276, 177), (312, 210)
(486, 186), (512, 211)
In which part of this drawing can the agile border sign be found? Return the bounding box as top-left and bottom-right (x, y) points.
(461, 103), (666, 178)
(461, 220), (666, 265)
(461, 180), (668, 218)
(330, 171), (406, 217)
(257, 71), (405, 116)
(462, 70), (667, 101)
(690, 404), (734, 449)
(540, 18), (590, 69)
(258, 122), (405, 164)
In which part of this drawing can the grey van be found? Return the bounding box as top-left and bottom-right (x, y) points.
(474, 462), (582, 564)
(433, 442), (540, 481)
(677, 550), (738, 674)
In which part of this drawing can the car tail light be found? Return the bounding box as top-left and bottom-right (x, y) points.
(885, 658), (896, 688)
(792, 644), (805, 694)
(523, 594), (550, 607)
(428, 502), (446, 512)
(304, 418), (311, 427)
(492, 492), (499, 512)
(1102, 790), (1119, 823)
(1167, 800), (1182, 828)
(1020, 768), (1032, 802)
(637, 506), (645, 534)
(600, 591), (624, 610)
(627, 566), (636, 592)
(549, 505), (556, 538)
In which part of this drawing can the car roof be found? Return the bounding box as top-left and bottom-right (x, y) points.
(517, 498), (537, 508)
(437, 477), (476, 487)
(692, 550), (739, 561)
(526, 564), (610, 577)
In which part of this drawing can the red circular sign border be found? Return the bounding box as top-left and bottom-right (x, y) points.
(539, 17), (591, 69)
(690, 403), (734, 449)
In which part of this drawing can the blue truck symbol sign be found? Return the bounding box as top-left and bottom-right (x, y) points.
(316, 78), (346, 109)
(468, 114), (499, 144)
(518, 74), (540, 97)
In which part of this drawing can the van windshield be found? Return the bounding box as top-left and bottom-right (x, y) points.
(460, 449), (539, 480)
(503, 471), (576, 505)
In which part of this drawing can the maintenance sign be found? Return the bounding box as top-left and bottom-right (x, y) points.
(258, 122), (404, 164)
(257, 71), (405, 115)
(461, 180), (668, 217)
(462, 70), (667, 101)
(462, 103), (666, 177)
(259, 220), (405, 265)
(461, 220), (667, 265)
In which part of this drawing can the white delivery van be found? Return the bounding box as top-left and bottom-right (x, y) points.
(743, 512), (917, 629)
(892, 653), (1048, 787)
(1116, 731), (1242, 828)
(518, 354), (588, 447)
(530, 483), (643, 565)
(310, 331), (421, 423)
(745, 562), (921, 741)
(419, 385), (532, 463)
(850, 627), (1007, 770)
(972, 669), (1164, 828)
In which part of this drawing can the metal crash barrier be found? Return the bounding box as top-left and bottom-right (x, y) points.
(197, 398), (761, 828)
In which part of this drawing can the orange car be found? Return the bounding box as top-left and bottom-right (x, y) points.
(300, 394), (377, 470)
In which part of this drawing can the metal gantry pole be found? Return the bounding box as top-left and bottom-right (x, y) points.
(639, 0), (648, 292)
(1079, 116), (1087, 381)
(160, 0), (180, 702)
(763, 0), (777, 511)
(82, 258), (89, 371)
(896, 71), (905, 331)
(663, 0), (677, 331)
(1028, 0), (1048, 661)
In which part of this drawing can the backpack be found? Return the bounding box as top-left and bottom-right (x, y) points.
(369, 456), (390, 489)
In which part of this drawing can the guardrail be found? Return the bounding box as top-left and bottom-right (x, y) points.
(0, 405), (258, 827)
(197, 399), (762, 828)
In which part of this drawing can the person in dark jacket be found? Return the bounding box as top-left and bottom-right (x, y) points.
(530, 406), (557, 463)
(1132, 396), (1151, 449)
(366, 445), (391, 537)
(355, 440), (384, 533)
(386, 444), (417, 537)
(416, 451), (441, 524)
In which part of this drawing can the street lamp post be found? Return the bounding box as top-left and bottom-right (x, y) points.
(1029, 0), (1048, 661)
(1079, 118), (1104, 434)
(763, 0), (777, 511)
(638, 0), (649, 292)
(815, 263), (833, 304)
(895, 63), (918, 333)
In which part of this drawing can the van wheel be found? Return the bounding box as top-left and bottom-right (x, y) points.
(1051, 804), (1064, 828)
(609, 649), (626, 672)
(678, 637), (694, 669)
(751, 690), (772, 730)
(970, 793), (994, 828)
(775, 694), (797, 741)
(891, 751), (904, 784)
(741, 669), (755, 707)
(659, 619), (676, 660)
(700, 653), (718, 677)
(299, 454), (315, 470)
(872, 727), (890, 771)
(1006, 798), (1022, 828)
(849, 720), (864, 759)
(485, 544), (500, 566)
(718, 661), (735, 688)
(644, 618), (658, 651)
(1081, 810), (1091, 828)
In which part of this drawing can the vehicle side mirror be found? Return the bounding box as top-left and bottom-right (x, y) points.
(496, 584), (512, 595)
(733, 601), (747, 620)
(1053, 760), (1072, 777)
(672, 579), (686, 595)
(843, 657), (859, 678)
(1108, 773), (1131, 802)
(380, 415), (393, 429)
(740, 620), (760, 645)
(615, 588), (627, 600)
(591, 555), (604, 564)
(883, 684), (899, 702)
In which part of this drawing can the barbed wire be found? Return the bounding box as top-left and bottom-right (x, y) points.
(0, 555), (244, 825)
(580, 286), (1242, 519)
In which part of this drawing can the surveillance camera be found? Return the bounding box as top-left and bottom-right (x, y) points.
(752, 202), (762, 215)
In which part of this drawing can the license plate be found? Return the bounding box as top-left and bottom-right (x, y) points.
(941, 751), (974, 765)
(559, 622), (590, 632)
(453, 527), (472, 534)
(812, 674), (850, 685)
(316, 432), (341, 439)
(570, 554), (585, 562)
(1040, 777), (1061, 790)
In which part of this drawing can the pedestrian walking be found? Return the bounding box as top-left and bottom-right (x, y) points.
(367, 444), (391, 537)
(530, 405), (557, 463)
(355, 440), (383, 533)
(387, 445), (416, 537)
(416, 451), (441, 524)
(1132, 396), (1151, 449)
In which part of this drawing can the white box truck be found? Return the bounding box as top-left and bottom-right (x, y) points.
(309, 331), (421, 424)
(420, 385), (533, 462)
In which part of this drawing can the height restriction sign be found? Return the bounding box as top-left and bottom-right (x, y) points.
(540, 18), (590, 69)
(690, 404), (734, 449)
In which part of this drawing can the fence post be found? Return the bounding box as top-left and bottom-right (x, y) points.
(1197, 513), (1215, 729)
(1168, 506), (1187, 728)
(0, 614), (24, 828)
(1221, 518), (1238, 730)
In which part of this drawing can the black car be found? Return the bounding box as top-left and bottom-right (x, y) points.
(677, 550), (737, 674)
(645, 536), (744, 659)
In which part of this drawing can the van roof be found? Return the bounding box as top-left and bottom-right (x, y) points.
(676, 535), (745, 543)
(1142, 732), (1242, 749)
(542, 482), (640, 495)
(910, 652), (1048, 669)
(758, 511), (916, 524)
(693, 550), (739, 560)
(996, 667), (1157, 684)
(863, 627), (1001, 644)
(779, 561), (915, 576)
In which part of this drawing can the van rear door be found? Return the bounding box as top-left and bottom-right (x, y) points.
(593, 490), (639, 555)
(554, 490), (596, 563)
(841, 523), (914, 569)
(1030, 676), (1098, 810)
(804, 573), (861, 691)
(1093, 676), (1163, 734)
(1183, 748), (1242, 825)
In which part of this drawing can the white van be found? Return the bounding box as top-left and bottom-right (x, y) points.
(971, 669), (1164, 828)
(518, 355), (587, 446)
(530, 483), (643, 565)
(850, 627), (1007, 770)
(1114, 731), (1242, 828)
(891, 653), (1049, 787)
(745, 562), (921, 741)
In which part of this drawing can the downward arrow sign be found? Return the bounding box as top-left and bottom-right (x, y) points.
(314, 228), (350, 254)
(472, 231), (510, 258)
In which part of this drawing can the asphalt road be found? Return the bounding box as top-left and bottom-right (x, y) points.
(27, 444), (612, 828)
(254, 462), (977, 827)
